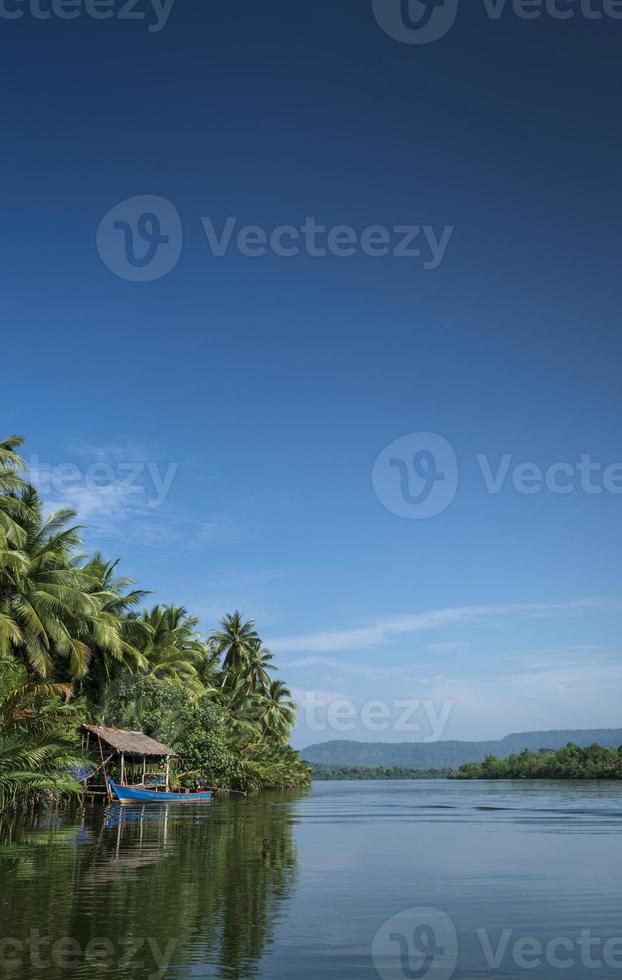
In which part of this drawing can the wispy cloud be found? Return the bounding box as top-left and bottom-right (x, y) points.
(423, 641), (471, 655)
(270, 599), (622, 654)
(28, 443), (244, 552)
(282, 656), (393, 682)
(424, 660), (622, 738)
(291, 657), (622, 746)
(291, 687), (353, 709)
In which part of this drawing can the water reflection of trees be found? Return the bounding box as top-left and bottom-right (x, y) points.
(0, 792), (304, 979)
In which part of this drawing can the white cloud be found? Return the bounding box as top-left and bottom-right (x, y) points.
(28, 444), (246, 552)
(269, 599), (622, 654)
(423, 641), (471, 655)
(282, 656), (396, 682)
(426, 660), (622, 740)
(291, 688), (353, 709)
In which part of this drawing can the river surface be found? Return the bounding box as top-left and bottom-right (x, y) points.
(1, 780), (621, 979)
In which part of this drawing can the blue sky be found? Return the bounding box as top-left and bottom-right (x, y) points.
(2, 2), (621, 746)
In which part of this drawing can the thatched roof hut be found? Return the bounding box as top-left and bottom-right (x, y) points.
(81, 724), (175, 758)
(81, 725), (175, 793)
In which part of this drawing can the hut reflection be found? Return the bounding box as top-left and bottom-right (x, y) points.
(0, 791), (303, 979)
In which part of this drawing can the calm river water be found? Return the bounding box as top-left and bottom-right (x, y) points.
(1, 780), (621, 979)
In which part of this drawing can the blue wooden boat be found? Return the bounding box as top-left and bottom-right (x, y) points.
(108, 779), (213, 803)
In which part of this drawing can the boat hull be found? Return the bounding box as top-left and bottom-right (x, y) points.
(108, 779), (213, 803)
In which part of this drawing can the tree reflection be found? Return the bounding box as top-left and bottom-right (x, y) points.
(0, 791), (305, 979)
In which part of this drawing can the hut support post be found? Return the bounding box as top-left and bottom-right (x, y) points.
(164, 757), (170, 792)
(96, 735), (113, 800)
(120, 752), (125, 786)
(142, 756), (146, 787)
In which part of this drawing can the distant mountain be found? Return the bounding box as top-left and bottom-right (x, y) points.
(302, 729), (622, 770)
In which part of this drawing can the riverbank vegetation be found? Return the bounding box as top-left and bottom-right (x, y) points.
(0, 435), (310, 809)
(311, 765), (450, 780)
(449, 743), (622, 780)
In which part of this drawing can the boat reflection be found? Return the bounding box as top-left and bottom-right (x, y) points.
(0, 792), (302, 979)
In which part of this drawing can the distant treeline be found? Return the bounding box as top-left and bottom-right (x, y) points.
(302, 728), (622, 770)
(312, 744), (622, 781)
(311, 765), (450, 780)
(449, 743), (622, 780)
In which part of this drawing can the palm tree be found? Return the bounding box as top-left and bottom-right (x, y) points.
(0, 435), (28, 548)
(242, 643), (275, 696)
(78, 554), (149, 703)
(130, 605), (205, 690)
(0, 436), (313, 804)
(0, 486), (109, 679)
(0, 440), (136, 685)
(196, 639), (222, 691)
(259, 680), (297, 742)
(218, 672), (263, 743)
(0, 664), (83, 808)
(0, 436), (28, 655)
(210, 612), (260, 682)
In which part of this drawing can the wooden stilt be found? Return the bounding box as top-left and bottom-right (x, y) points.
(97, 736), (113, 800)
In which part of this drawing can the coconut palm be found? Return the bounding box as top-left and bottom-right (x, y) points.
(77, 554), (149, 703)
(0, 487), (105, 679)
(211, 612), (260, 682)
(259, 680), (297, 742)
(129, 605), (205, 690)
(242, 643), (275, 695)
(0, 436), (312, 807)
(0, 437), (28, 655)
(0, 435), (28, 548)
(0, 666), (83, 808)
(218, 672), (263, 742)
(0, 735), (84, 808)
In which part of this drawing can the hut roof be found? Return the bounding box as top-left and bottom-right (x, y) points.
(81, 724), (175, 758)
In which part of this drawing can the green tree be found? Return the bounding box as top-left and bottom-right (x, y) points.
(0, 663), (83, 808)
(0, 485), (122, 680)
(0, 435), (311, 809)
(173, 696), (239, 787)
(78, 554), (149, 703)
(242, 643), (275, 695)
(259, 680), (297, 742)
(211, 611), (260, 682)
(128, 605), (206, 691)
